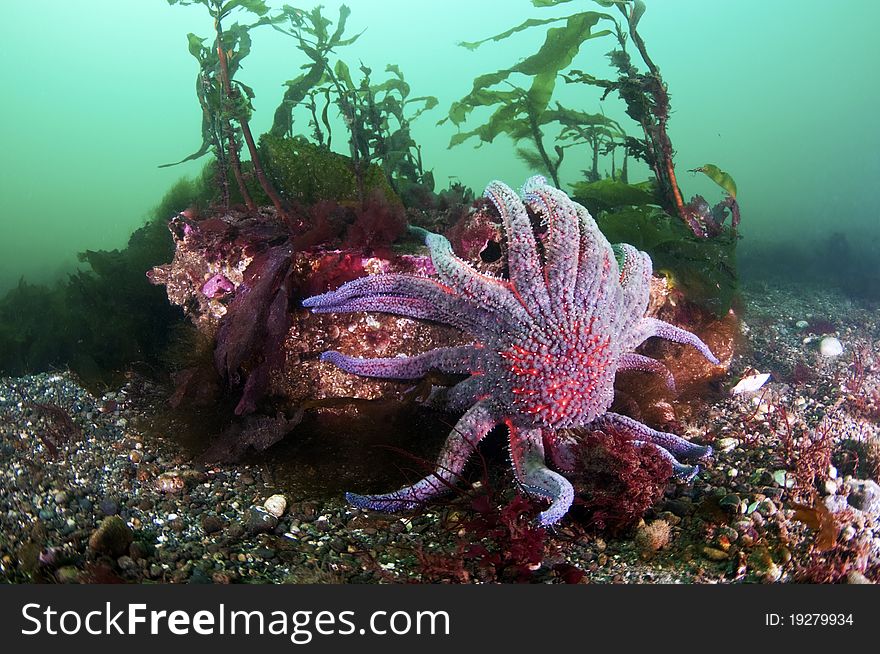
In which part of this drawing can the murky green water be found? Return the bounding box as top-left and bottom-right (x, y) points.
(1, 0), (878, 293)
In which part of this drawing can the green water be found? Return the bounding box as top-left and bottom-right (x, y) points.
(1, 0), (878, 294)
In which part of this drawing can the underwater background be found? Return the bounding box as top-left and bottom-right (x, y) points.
(1, 0), (880, 586)
(1, 0), (878, 294)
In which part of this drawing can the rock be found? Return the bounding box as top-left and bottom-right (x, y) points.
(719, 493), (742, 512)
(201, 514), (225, 534)
(99, 499), (119, 516)
(117, 556), (137, 572)
(129, 541), (150, 560)
(55, 566), (80, 584)
(846, 571), (873, 584)
(635, 520), (671, 556)
(819, 336), (843, 357)
(846, 479), (880, 519)
(702, 547), (729, 561)
(245, 506), (278, 535)
(89, 516), (134, 557)
(264, 494), (287, 518)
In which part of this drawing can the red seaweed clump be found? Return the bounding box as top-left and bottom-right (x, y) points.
(568, 429), (674, 533)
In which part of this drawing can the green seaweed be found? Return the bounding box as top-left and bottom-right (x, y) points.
(691, 164), (738, 198)
(164, 0), (286, 216)
(269, 5), (436, 200)
(596, 206), (738, 314)
(0, 173), (216, 385)
(444, 9), (613, 187)
(259, 133), (397, 206)
(571, 178), (658, 213)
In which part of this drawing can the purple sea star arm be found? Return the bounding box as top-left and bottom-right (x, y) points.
(634, 317), (720, 365)
(410, 226), (531, 328)
(522, 178), (580, 317)
(309, 293), (502, 337)
(615, 244), (652, 332)
(302, 273), (514, 336)
(320, 345), (480, 379)
(346, 400), (498, 512)
(543, 430), (580, 473)
(594, 412), (713, 460)
(445, 375), (488, 412)
(630, 440), (700, 481)
(485, 180), (551, 318)
(617, 353), (676, 391)
(572, 203), (621, 310)
(507, 423), (575, 526)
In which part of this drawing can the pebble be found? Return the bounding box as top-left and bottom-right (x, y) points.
(244, 506), (278, 535)
(264, 494), (287, 518)
(846, 479), (880, 519)
(702, 547), (729, 561)
(201, 515), (225, 534)
(89, 516), (134, 557)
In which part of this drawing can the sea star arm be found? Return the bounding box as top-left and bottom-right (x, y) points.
(617, 353), (676, 391)
(410, 226), (531, 327)
(303, 274), (503, 336)
(346, 400), (497, 512)
(315, 294), (502, 336)
(522, 178), (580, 315)
(507, 422), (575, 526)
(614, 244), (653, 333)
(630, 440), (700, 481)
(595, 412), (713, 461)
(445, 375), (488, 412)
(634, 317), (720, 365)
(320, 345), (480, 379)
(572, 203), (621, 310)
(485, 179), (552, 317)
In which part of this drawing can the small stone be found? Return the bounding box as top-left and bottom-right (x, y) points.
(154, 473), (186, 494)
(53, 491), (68, 505)
(263, 494), (287, 518)
(819, 336), (843, 357)
(846, 479), (880, 519)
(117, 556), (137, 572)
(99, 499), (119, 516)
(245, 506), (278, 535)
(702, 546), (729, 561)
(846, 571), (873, 584)
(55, 566), (80, 584)
(634, 520), (671, 556)
(89, 516), (134, 557)
(240, 473), (256, 486)
(201, 514), (225, 534)
(795, 320), (808, 329)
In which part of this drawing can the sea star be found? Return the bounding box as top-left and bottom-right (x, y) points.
(303, 176), (718, 525)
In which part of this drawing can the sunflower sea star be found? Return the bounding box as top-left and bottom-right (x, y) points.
(303, 176), (718, 525)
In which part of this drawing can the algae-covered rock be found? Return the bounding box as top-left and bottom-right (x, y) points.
(88, 516), (134, 557)
(259, 134), (397, 206)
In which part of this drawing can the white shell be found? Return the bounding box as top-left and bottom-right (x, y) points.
(730, 372), (771, 395)
(819, 336), (843, 357)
